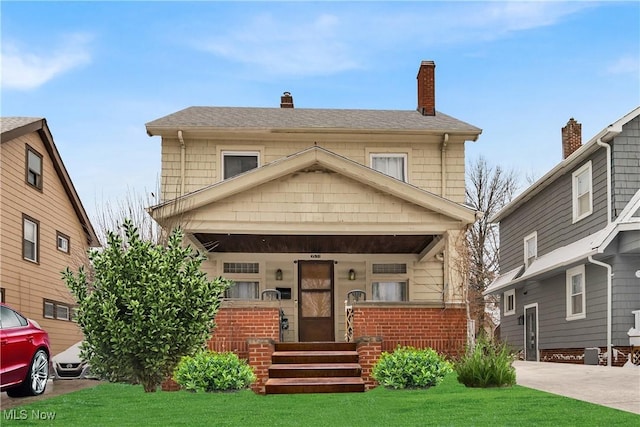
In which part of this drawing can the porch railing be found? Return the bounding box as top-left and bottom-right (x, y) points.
(345, 290), (366, 342)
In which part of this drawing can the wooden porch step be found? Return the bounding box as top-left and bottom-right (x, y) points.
(275, 342), (357, 352)
(268, 363), (362, 378)
(271, 350), (359, 364)
(265, 377), (365, 394)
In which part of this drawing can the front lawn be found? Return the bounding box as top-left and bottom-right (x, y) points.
(2, 374), (637, 426)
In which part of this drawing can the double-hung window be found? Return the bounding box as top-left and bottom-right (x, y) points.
(371, 153), (407, 182)
(57, 232), (70, 254)
(503, 289), (515, 316)
(566, 265), (586, 320)
(23, 215), (39, 263)
(26, 145), (43, 190)
(222, 151), (259, 179)
(572, 162), (592, 222)
(524, 232), (537, 269)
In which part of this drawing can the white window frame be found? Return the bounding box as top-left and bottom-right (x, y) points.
(23, 216), (39, 263)
(503, 289), (516, 316)
(371, 281), (408, 302)
(44, 299), (74, 321)
(57, 232), (70, 254)
(566, 265), (586, 320)
(572, 161), (593, 223)
(523, 231), (537, 269)
(221, 151), (260, 180)
(370, 153), (408, 182)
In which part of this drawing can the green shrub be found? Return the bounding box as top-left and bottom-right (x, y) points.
(173, 351), (256, 392)
(455, 335), (516, 388)
(372, 346), (453, 389)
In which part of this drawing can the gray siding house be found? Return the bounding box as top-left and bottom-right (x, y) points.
(485, 107), (640, 367)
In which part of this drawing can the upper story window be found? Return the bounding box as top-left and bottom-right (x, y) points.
(572, 161), (592, 223)
(23, 215), (39, 263)
(566, 265), (586, 320)
(524, 232), (537, 268)
(57, 232), (70, 254)
(503, 289), (515, 316)
(26, 145), (43, 190)
(222, 151), (259, 179)
(371, 153), (407, 182)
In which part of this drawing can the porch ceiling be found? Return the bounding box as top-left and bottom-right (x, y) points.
(192, 233), (435, 254)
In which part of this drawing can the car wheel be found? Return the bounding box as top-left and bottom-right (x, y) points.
(6, 349), (49, 397)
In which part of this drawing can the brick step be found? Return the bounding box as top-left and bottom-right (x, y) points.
(271, 350), (359, 364)
(269, 363), (362, 378)
(275, 342), (357, 352)
(265, 377), (365, 394)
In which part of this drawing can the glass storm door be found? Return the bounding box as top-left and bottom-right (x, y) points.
(525, 306), (538, 361)
(298, 261), (334, 342)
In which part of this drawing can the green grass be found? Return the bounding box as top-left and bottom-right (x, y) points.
(2, 374), (637, 426)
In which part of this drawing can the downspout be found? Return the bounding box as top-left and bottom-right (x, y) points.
(178, 130), (186, 196)
(441, 133), (449, 197)
(588, 256), (612, 366)
(596, 138), (612, 224)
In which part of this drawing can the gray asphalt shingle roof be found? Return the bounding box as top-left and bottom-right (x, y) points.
(0, 117), (42, 135)
(146, 107), (481, 134)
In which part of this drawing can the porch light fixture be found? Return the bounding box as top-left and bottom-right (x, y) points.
(275, 269), (283, 281)
(348, 269), (356, 281)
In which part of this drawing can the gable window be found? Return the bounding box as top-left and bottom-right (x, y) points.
(23, 215), (39, 263)
(524, 232), (537, 268)
(57, 232), (70, 254)
(371, 153), (407, 182)
(566, 265), (586, 320)
(26, 145), (43, 190)
(572, 161), (592, 222)
(503, 289), (515, 316)
(222, 151), (259, 179)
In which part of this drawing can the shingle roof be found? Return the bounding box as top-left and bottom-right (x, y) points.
(146, 107), (481, 135)
(0, 117), (43, 135)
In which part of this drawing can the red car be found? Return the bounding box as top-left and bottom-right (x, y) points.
(1, 303), (51, 397)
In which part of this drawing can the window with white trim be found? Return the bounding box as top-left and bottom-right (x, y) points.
(572, 162), (592, 222)
(57, 231), (70, 254)
(222, 151), (259, 179)
(26, 145), (43, 190)
(372, 281), (407, 301)
(503, 289), (515, 316)
(566, 265), (586, 320)
(225, 281), (259, 299)
(371, 153), (407, 182)
(23, 215), (39, 262)
(43, 299), (74, 321)
(524, 232), (537, 268)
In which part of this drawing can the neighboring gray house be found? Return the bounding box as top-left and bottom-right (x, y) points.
(485, 107), (640, 367)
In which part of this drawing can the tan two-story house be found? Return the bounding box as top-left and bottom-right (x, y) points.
(146, 61), (482, 368)
(1, 118), (99, 355)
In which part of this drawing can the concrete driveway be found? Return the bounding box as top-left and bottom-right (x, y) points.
(514, 361), (640, 414)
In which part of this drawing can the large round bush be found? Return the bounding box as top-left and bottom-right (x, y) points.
(372, 346), (453, 389)
(173, 351), (256, 392)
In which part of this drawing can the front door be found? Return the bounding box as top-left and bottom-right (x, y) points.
(298, 261), (334, 342)
(525, 305), (538, 361)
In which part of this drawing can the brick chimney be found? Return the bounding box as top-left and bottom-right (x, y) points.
(417, 60), (436, 116)
(562, 118), (582, 159)
(280, 92), (294, 108)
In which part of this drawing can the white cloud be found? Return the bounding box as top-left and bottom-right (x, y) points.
(1, 33), (92, 90)
(606, 55), (640, 75)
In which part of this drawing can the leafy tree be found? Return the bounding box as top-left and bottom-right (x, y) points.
(465, 156), (519, 336)
(63, 219), (231, 392)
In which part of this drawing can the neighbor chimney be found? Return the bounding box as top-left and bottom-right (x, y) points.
(280, 92), (294, 108)
(417, 60), (436, 116)
(562, 118), (582, 159)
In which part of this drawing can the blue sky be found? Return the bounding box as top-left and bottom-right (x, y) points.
(2, 1), (639, 222)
